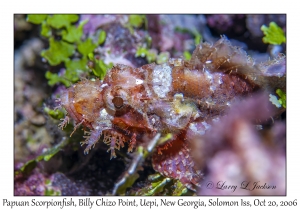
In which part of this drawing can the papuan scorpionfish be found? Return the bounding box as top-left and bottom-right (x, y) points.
(57, 36), (286, 191)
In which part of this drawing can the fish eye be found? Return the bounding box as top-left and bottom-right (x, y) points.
(112, 96), (124, 109)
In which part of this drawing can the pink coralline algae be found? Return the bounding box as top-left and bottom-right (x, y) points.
(191, 94), (285, 195)
(14, 165), (47, 196)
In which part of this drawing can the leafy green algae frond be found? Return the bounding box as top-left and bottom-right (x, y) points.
(27, 14), (108, 86)
(261, 22), (286, 45)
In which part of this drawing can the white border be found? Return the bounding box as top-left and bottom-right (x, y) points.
(2, 1), (298, 209)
